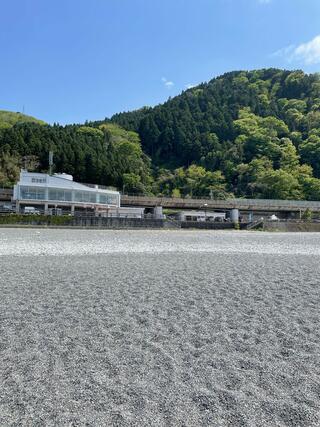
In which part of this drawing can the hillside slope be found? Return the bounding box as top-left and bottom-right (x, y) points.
(111, 69), (319, 165)
(0, 110), (46, 128)
(108, 69), (320, 199)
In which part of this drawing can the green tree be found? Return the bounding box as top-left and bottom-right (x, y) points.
(0, 152), (20, 187)
(257, 169), (303, 200)
(302, 208), (313, 221)
(300, 176), (320, 200)
(171, 188), (181, 198)
(122, 173), (146, 195)
(279, 138), (300, 172)
(300, 135), (320, 177)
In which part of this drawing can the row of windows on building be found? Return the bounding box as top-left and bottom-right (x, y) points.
(19, 186), (118, 205)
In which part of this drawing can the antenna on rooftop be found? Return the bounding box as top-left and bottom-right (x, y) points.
(49, 151), (54, 175)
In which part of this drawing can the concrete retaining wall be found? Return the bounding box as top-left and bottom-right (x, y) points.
(0, 215), (165, 229)
(264, 221), (320, 232)
(71, 217), (165, 229)
(181, 221), (239, 230)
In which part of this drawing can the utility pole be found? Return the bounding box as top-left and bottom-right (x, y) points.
(49, 151), (54, 175)
(22, 155), (27, 170)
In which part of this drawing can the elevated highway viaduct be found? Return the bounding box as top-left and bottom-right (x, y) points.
(121, 195), (320, 217)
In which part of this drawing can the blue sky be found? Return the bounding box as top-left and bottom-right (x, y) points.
(1, 0), (320, 124)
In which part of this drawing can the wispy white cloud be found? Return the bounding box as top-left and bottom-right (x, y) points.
(161, 77), (174, 88)
(273, 35), (320, 65)
(185, 83), (196, 89)
(272, 44), (295, 59)
(293, 35), (320, 65)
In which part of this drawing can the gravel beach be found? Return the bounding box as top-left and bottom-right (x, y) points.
(0, 229), (320, 426)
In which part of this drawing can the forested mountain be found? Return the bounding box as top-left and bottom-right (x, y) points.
(1, 69), (320, 200)
(110, 69), (320, 199)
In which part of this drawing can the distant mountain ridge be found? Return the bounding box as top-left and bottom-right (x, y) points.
(109, 68), (320, 167)
(0, 110), (46, 129)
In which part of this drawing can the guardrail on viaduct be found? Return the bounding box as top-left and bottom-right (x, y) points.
(121, 195), (320, 212)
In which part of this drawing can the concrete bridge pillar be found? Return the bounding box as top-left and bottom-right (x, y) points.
(230, 208), (239, 223)
(154, 206), (163, 219)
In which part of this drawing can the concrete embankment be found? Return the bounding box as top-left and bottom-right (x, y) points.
(71, 216), (167, 229)
(0, 215), (242, 230)
(264, 221), (320, 232)
(0, 215), (166, 229)
(2, 215), (320, 231)
(181, 221), (246, 230)
(84, 218), (243, 231)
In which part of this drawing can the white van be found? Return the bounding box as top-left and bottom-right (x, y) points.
(24, 206), (41, 215)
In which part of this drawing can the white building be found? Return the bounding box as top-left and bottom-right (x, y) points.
(13, 170), (121, 214)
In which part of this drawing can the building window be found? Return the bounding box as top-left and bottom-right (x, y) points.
(99, 193), (118, 205)
(20, 186), (46, 200)
(48, 189), (72, 202)
(64, 191), (72, 201)
(89, 193), (96, 203)
(74, 191), (97, 204)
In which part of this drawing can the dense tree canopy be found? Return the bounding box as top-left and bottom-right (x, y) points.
(0, 122), (152, 193)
